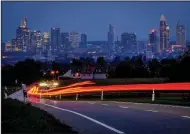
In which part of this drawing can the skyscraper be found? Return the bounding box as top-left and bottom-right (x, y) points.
(70, 32), (79, 48)
(43, 32), (50, 52)
(121, 33), (137, 53)
(108, 24), (115, 51)
(51, 28), (60, 51)
(60, 32), (69, 50)
(149, 29), (158, 53)
(36, 30), (43, 54)
(160, 15), (170, 52)
(30, 30), (37, 54)
(80, 33), (87, 48)
(5, 41), (12, 52)
(176, 22), (186, 47)
(16, 17), (30, 52)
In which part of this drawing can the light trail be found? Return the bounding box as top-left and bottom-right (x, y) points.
(27, 81), (190, 97)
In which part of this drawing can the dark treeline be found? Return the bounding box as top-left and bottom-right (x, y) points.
(2, 50), (190, 86)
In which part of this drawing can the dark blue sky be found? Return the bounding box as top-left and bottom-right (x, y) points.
(2, 2), (190, 42)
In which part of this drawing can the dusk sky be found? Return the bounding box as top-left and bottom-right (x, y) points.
(2, 1), (190, 42)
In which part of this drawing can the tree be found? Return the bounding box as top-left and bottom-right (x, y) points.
(96, 57), (106, 66)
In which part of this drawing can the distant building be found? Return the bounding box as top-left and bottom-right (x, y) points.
(108, 24), (115, 51)
(160, 15), (170, 52)
(80, 33), (87, 48)
(30, 30), (37, 53)
(61, 66), (107, 79)
(60, 32), (69, 50)
(176, 22), (186, 48)
(43, 32), (50, 52)
(16, 17), (30, 52)
(137, 41), (146, 53)
(51, 28), (60, 52)
(70, 32), (79, 49)
(5, 41), (12, 52)
(36, 30), (43, 54)
(121, 33), (137, 53)
(11, 39), (19, 52)
(149, 29), (158, 53)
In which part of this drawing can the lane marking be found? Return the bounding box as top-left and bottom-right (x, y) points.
(102, 104), (109, 106)
(182, 116), (190, 119)
(145, 110), (158, 113)
(40, 103), (125, 134)
(119, 106), (129, 109)
(112, 101), (190, 109)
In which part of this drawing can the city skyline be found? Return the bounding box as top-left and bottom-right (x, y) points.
(2, 2), (190, 42)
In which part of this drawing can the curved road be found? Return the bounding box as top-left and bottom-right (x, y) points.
(10, 90), (190, 134)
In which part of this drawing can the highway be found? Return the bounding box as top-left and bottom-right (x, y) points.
(10, 90), (190, 134)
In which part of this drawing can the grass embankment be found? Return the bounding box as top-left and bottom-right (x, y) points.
(1, 86), (20, 96)
(46, 92), (190, 107)
(2, 98), (77, 133)
(59, 78), (168, 87)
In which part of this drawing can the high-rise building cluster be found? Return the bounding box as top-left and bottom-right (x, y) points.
(146, 15), (186, 57)
(4, 15), (187, 60)
(5, 17), (88, 54)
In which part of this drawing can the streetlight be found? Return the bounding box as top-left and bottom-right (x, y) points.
(50, 70), (55, 80)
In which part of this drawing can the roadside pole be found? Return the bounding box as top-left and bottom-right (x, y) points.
(76, 94), (78, 101)
(152, 89), (155, 102)
(60, 95), (61, 99)
(101, 91), (104, 101)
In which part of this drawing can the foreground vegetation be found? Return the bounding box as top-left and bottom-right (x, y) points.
(2, 98), (77, 133)
(2, 50), (190, 87)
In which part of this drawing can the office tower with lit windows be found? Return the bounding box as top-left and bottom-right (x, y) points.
(5, 41), (12, 52)
(121, 33), (129, 52)
(70, 32), (79, 49)
(160, 15), (170, 52)
(80, 33), (87, 48)
(35, 30), (43, 54)
(43, 32), (50, 52)
(12, 39), (18, 52)
(121, 33), (137, 53)
(130, 33), (137, 54)
(16, 17), (30, 52)
(60, 32), (69, 50)
(176, 22), (186, 47)
(108, 24), (115, 51)
(149, 29), (158, 53)
(51, 28), (60, 51)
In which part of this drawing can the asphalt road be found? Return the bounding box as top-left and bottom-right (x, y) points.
(10, 90), (190, 134)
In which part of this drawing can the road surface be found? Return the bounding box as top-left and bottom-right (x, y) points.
(10, 90), (190, 134)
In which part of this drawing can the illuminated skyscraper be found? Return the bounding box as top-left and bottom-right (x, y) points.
(30, 30), (37, 53)
(149, 29), (158, 53)
(43, 32), (50, 51)
(51, 28), (60, 51)
(70, 32), (79, 48)
(16, 17), (30, 52)
(80, 33), (87, 48)
(5, 41), (12, 52)
(36, 30), (43, 54)
(176, 22), (186, 47)
(159, 15), (170, 52)
(108, 24), (115, 51)
(60, 32), (69, 50)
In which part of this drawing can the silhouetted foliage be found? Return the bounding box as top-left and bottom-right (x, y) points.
(2, 50), (190, 86)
